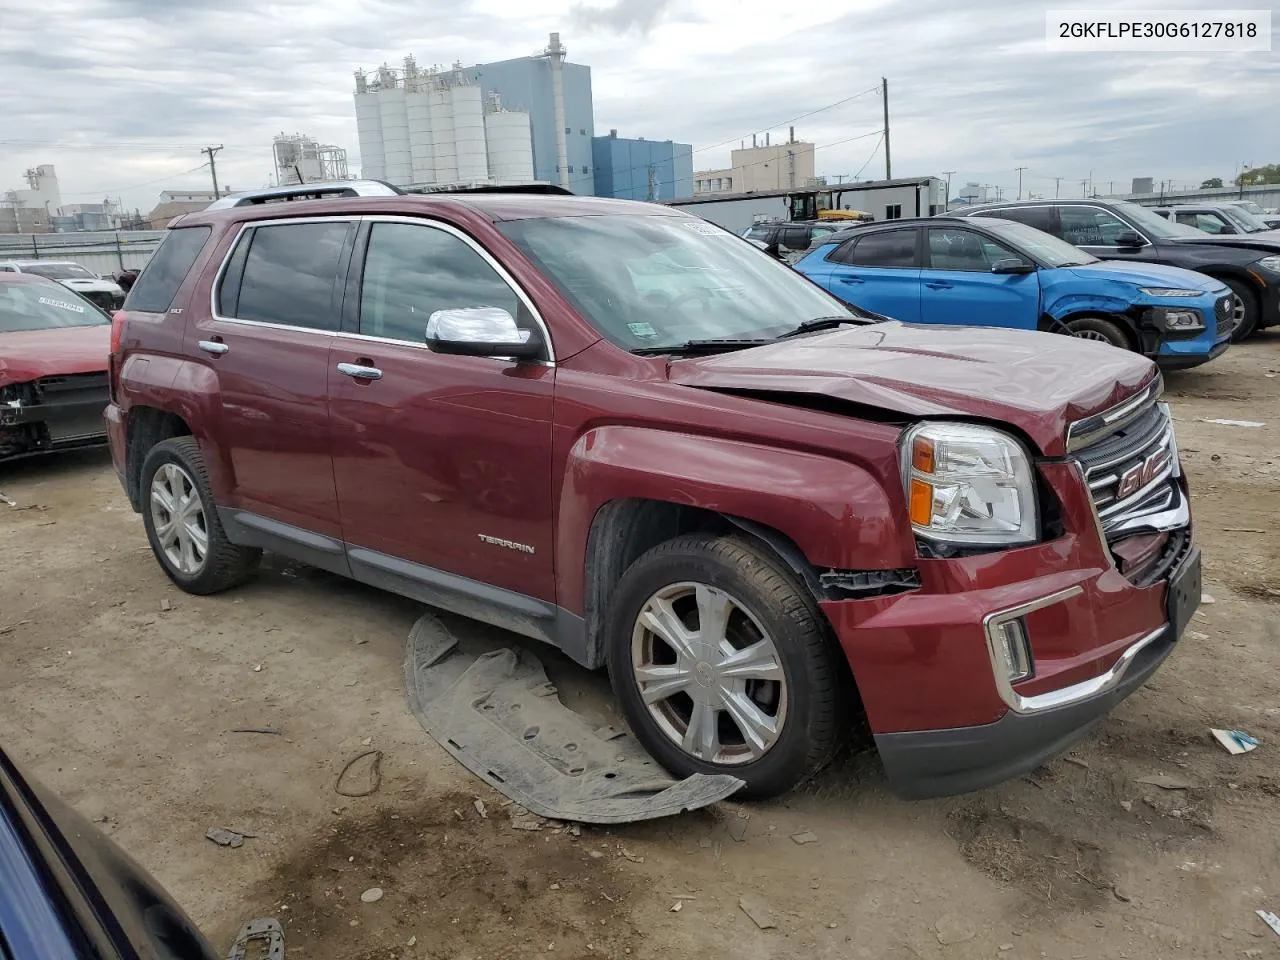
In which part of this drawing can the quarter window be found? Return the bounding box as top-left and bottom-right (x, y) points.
(358, 222), (524, 346)
(126, 226), (211, 314)
(1057, 207), (1133, 246)
(1175, 211), (1230, 234)
(231, 222), (350, 331)
(974, 206), (1054, 232)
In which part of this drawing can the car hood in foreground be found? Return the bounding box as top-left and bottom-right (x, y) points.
(1167, 233), (1280, 254)
(665, 321), (1157, 456)
(55, 277), (125, 295)
(1066, 259), (1226, 293)
(0, 324), (110, 387)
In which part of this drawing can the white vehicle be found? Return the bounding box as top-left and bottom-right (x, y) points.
(0, 260), (125, 312)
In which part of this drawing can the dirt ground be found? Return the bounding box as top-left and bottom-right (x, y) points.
(2, 334), (1278, 960)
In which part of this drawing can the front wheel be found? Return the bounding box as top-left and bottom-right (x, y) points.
(605, 534), (845, 798)
(1064, 315), (1132, 351)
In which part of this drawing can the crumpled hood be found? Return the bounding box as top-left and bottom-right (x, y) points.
(0, 325), (110, 388)
(1067, 259), (1225, 292)
(666, 321), (1157, 456)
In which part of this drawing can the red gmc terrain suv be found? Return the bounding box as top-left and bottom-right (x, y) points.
(105, 182), (1201, 798)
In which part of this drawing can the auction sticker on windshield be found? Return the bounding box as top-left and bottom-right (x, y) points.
(39, 296), (86, 313)
(682, 221), (723, 236)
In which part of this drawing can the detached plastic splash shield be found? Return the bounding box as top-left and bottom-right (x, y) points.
(404, 613), (743, 824)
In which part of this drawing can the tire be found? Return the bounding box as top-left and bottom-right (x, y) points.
(604, 533), (845, 798)
(140, 437), (261, 595)
(1220, 277), (1259, 342)
(1063, 315), (1132, 351)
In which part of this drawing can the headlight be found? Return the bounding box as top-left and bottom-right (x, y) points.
(901, 422), (1038, 547)
(1139, 287), (1202, 298)
(1255, 255), (1280, 274)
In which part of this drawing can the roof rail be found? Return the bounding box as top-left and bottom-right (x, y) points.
(204, 179), (405, 211)
(402, 182), (574, 196)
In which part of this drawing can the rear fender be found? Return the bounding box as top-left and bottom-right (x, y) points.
(555, 425), (913, 615)
(120, 356), (234, 500)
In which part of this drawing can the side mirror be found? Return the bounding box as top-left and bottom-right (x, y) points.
(764, 241), (784, 260)
(991, 258), (1035, 275)
(1113, 232), (1147, 248)
(425, 307), (543, 360)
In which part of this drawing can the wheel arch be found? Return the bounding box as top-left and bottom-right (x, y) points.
(124, 406), (192, 511)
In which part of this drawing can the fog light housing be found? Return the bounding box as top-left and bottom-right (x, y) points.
(992, 618), (1033, 683)
(1153, 307), (1205, 333)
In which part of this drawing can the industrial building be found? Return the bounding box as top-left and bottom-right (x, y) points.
(1, 165), (62, 233)
(273, 133), (350, 186)
(693, 132), (816, 196)
(591, 130), (692, 201)
(353, 33), (590, 193)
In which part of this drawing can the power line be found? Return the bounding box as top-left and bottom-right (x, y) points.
(852, 134), (885, 181)
(688, 84), (884, 161)
(58, 163), (211, 198)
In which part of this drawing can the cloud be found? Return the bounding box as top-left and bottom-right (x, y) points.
(0, 0), (1275, 214)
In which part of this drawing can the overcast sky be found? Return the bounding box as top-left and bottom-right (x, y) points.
(1, 0), (1276, 214)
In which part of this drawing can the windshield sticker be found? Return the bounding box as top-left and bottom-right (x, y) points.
(39, 296), (86, 314)
(627, 321), (659, 339)
(682, 221), (722, 236)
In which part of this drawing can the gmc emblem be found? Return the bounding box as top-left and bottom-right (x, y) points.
(1116, 448), (1172, 500)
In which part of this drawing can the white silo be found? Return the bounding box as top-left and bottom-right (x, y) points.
(353, 71), (385, 180)
(405, 89), (435, 184)
(485, 107), (534, 183)
(429, 87), (458, 184)
(451, 83), (489, 183)
(378, 85), (412, 185)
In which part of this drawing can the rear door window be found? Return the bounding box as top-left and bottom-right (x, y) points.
(974, 206), (1054, 232)
(125, 226), (211, 313)
(847, 229), (919, 267)
(231, 221), (351, 331)
(927, 228), (1019, 270)
(1057, 207), (1132, 246)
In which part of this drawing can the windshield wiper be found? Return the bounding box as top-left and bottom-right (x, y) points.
(777, 314), (883, 338)
(631, 338), (773, 356)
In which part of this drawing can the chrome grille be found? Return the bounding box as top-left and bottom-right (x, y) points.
(1074, 400), (1184, 538)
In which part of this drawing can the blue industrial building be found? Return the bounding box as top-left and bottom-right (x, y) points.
(462, 33), (596, 195)
(591, 131), (693, 201)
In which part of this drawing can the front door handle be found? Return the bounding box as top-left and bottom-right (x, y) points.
(838, 276), (864, 285)
(925, 281), (953, 289)
(198, 339), (229, 356)
(337, 362), (383, 381)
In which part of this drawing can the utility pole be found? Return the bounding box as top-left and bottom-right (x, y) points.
(1015, 166), (1028, 200)
(994, 185), (1004, 202)
(1053, 176), (1063, 198)
(1238, 160), (1250, 199)
(201, 145), (224, 197)
(1080, 178), (1089, 197)
(942, 170), (955, 211)
(881, 77), (891, 180)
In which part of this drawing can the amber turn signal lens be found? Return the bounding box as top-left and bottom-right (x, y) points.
(911, 437), (935, 474)
(909, 479), (933, 526)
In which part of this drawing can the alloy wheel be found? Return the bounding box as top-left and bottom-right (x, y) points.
(1073, 329), (1113, 343)
(1233, 294), (1246, 325)
(150, 463), (209, 575)
(630, 582), (787, 766)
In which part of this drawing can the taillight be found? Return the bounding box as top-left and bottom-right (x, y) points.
(109, 310), (126, 357)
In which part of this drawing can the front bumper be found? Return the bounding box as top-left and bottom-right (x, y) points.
(0, 379), (109, 460)
(874, 620), (1177, 798)
(1157, 337), (1229, 370)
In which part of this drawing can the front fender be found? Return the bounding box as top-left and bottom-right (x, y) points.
(1041, 273), (1136, 324)
(555, 425), (913, 615)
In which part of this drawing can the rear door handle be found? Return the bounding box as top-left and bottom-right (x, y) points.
(924, 281), (953, 289)
(337, 362), (383, 381)
(198, 340), (229, 355)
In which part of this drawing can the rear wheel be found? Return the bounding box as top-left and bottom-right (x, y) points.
(1064, 315), (1132, 351)
(1221, 277), (1259, 341)
(605, 534), (845, 797)
(140, 437), (260, 594)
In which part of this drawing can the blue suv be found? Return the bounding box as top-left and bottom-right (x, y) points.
(793, 216), (1234, 369)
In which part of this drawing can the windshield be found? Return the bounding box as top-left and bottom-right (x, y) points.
(497, 214), (852, 351)
(1230, 200), (1265, 216)
(20, 262), (97, 280)
(1217, 205), (1271, 233)
(0, 282), (109, 333)
(980, 219), (1098, 267)
(1111, 201), (1204, 239)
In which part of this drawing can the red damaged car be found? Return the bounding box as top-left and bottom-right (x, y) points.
(104, 183), (1201, 799)
(0, 274), (110, 461)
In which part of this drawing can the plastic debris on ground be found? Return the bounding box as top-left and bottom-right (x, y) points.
(1258, 910), (1280, 937)
(1212, 728), (1261, 755)
(738, 894), (777, 930)
(1136, 773), (1195, 790)
(403, 612), (743, 825)
(1200, 418), (1265, 428)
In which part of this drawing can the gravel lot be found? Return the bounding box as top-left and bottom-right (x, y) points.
(2, 333), (1278, 960)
